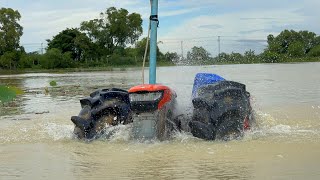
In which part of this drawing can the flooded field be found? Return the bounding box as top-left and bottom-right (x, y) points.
(1, 63), (320, 179)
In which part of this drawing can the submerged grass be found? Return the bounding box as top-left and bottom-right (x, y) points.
(0, 85), (24, 103)
(49, 80), (57, 87)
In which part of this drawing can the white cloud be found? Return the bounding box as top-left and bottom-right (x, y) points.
(161, 8), (199, 18)
(9, 0), (319, 54)
(18, 0), (200, 46)
(17, 0), (150, 44)
(158, 7), (307, 56)
(20, 8), (99, 44)
(160, 0), (216, 8)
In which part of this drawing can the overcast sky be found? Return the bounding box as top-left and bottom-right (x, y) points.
(3, 0), (320, 55)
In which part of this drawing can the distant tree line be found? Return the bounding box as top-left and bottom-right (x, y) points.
(184, 30), (320, 65)
(0, 7), (175, 70)
(1, 7), (320, 70)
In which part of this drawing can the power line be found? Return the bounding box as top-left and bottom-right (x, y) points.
(160, 35), (267, 41)
(160, 38), (267, 43)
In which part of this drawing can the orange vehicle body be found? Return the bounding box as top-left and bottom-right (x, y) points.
(128, 84), (176, 110)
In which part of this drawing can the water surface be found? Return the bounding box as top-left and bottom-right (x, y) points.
(1, 63), (320, 179)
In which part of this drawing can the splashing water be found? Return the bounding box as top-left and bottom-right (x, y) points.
(1, 64), (320, 179)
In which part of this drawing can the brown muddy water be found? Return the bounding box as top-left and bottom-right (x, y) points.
(0, 63), (320, 180)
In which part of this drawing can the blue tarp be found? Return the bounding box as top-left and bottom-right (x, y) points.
(192, 73), (225, 98)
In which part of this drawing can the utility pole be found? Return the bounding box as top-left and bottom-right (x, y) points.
(41, 43), (43, 55)
(218, 36), (221, 61)
(180, 41), (184, 60)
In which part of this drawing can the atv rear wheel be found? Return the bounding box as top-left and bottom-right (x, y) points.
(215, 111), (244, 140)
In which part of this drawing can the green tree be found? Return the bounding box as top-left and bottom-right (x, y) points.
(261, 51), (281, 63)
(124, 47), (138, 57)
(19, 53), (34, 68)
(0, 47), (24, 69)
(80, 7), (143, 57)
(135, 37), (148, 59)
(18, 52), (43, 69)
(0, 51), (15, 69)
(299, 30), (318, 54)
(187, 46), (211, 64)
(47, 28), (90, 61)
(266, 29), (318, 56)
(267, 34), (282, 54)
(106, 7), (143, 47)
(287, 41), (304, 57)
(315, 36), (320, 46)
(134, 37), (164, 62)
(0, 8), (23, 56)
(217, 52), (229, 62)
(80, 18), (111, 60)
(40, 48), (74, 69)
(229, 52), (243, 63)
(244, 49), (255, 62)
(164, 52), (179, 63)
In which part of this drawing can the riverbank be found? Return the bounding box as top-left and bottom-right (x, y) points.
(0, 61), (175, 74)
(1, 58), (320, 74)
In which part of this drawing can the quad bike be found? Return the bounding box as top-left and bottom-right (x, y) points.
(70, 73), (254, 141)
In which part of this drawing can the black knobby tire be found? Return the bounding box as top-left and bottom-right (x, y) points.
(72, 88), (131, 139)
(215, 111), (244, 140)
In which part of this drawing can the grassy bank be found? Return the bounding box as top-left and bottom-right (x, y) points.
(0, 60), (175, 74)
(1, 57), (320, 74)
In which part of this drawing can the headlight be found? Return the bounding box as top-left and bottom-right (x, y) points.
(129, 92), (162, 102)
